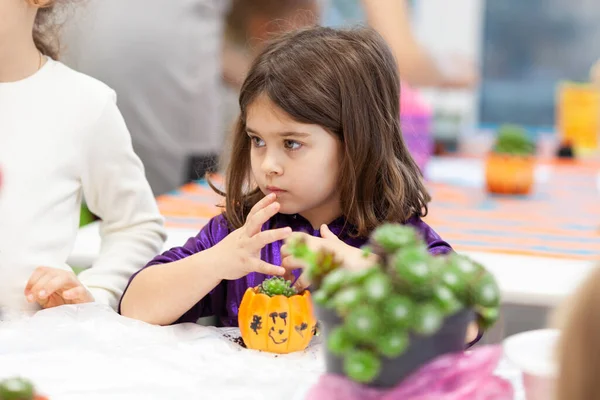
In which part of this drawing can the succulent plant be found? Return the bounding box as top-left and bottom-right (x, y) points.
(258, 276), (298, 297)
(285, 223), (501, 384)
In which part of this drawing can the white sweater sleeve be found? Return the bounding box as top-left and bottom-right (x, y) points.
(77, 92), (167, 310)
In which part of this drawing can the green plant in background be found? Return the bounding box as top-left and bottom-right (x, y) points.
(493, 124), (536, 156)
(0, 377), (35, 400)
(70, 203), (98, 275)
(287, 224), (501, 384)
(79, 203), (97, 227)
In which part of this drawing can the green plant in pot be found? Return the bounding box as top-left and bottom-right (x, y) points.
(486, 124), (536, 195)
(492, 124), (535, 156)
(287, 224), (501, 388)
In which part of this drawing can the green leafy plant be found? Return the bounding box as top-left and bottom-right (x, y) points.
(286, 224), (501, 384)
(493, 124), (535, 156)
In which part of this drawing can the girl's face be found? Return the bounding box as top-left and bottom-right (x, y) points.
(247, 94), (342, 228)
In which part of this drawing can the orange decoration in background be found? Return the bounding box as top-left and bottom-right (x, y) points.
(485, 154), (535, 195)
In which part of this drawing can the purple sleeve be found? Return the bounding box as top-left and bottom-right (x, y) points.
(406, 216), (453, 256)
(118, 214), (232, 323)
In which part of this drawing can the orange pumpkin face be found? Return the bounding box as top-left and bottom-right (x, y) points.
(238, 287), (316, 354)
(485, 153), (535, 195)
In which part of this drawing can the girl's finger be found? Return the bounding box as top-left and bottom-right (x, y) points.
(292, 271), (310, 292)
(280, 243), (289, 256)
(252, 259), (285, 276)
(246, 193), (277, 222)
(282, 232), (314, 256)
(250, 227), (292, 252)
(245, 201), (281, 237)
(320, 224), (339, 241)
(282, 270), (295, 283)
(281, 255), (308, 272)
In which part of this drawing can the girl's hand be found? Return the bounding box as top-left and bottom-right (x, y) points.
(24, 267), (94, 309)
(210, 193), (290, 280)
(281, 224), (379, 291)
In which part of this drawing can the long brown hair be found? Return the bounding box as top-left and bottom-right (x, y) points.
(31, 0), (69, 60)
(213, 26), (431, 236)
(554, 264), (600, 400)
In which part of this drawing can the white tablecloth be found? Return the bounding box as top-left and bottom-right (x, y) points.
(0, 304), (524, 400)
(0, 304), (323, 400)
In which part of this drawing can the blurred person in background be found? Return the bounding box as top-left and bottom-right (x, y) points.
(62, 0), (322, 195)
(223, 0), (319, 88)
(323, 0), (478, 89)
(62, 0), (231, 196)
(220, 0), (319, 142)
(63, 0), (474, 197)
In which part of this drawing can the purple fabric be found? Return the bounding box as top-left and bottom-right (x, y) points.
(401, 115), (434, 173)
(305, 345), (514, 400)
(119, 213), (452, 326)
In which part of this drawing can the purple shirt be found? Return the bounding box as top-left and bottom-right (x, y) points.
(119, 213), (452, 326)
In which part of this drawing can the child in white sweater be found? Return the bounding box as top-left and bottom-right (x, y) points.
(0, 0), (166, 314)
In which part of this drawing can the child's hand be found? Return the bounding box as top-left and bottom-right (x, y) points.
(24, 267), (94, 309)
(281, 224), (379, 291)
(210, 193), (290, 280)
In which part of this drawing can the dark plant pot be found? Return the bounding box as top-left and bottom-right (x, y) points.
(317, 306), (474, 388)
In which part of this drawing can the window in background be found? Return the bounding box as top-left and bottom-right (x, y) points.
(479, 0), (600, 131)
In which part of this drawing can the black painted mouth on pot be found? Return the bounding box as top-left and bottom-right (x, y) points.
(269, 328), (288, 345)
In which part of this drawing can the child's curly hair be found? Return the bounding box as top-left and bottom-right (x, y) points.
(33, 0), (72, 60)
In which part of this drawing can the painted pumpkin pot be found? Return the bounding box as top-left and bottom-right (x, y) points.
(238, 287), (317, 354)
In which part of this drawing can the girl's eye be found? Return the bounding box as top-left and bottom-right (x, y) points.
(250, 136), (265, 147)
(284, 140), (302, 150)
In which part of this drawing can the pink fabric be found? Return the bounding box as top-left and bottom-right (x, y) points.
(399, 82), (433, 172)
(400, 82), (432, 115)
(306, 346), (514, 400)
